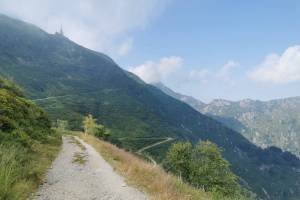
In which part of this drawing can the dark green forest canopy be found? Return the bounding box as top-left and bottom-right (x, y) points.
(0, 14), (300, 200)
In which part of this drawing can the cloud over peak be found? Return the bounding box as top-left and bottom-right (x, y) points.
(249, 45), (300, 83)
(129, 56), (240, 88)
(0, 0), (169, 56)
(128, 56), (183, 83)
(216, 60), (239, 83)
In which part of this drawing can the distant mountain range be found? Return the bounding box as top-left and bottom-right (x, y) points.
(0, 14), (300, 200)
(155, 83), (300, 158)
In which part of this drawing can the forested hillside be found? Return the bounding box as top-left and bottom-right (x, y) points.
(0, 14), (300, 200)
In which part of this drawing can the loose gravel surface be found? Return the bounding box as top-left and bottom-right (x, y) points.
(33, 136), (148, 200)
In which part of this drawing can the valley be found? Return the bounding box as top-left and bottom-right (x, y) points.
(0, 14), (300, 200)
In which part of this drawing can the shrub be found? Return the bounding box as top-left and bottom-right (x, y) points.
(166, 140), (247, 198)
(165, 142), (192, 181)
(82, 114), (110, 140)
(54, 119), (69, 134)
(190, 141), (241, 196)
(93, 124), (110, 140)
(0, 78), (61, 199)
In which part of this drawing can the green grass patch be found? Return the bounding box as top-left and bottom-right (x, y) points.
(69, 136), (86, 151)
(0, 135), (61, 200)
(72, 152), (87, 165)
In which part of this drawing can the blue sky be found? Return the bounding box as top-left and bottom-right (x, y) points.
(1, 0), (300, 102)
(121, 0), (300, 102)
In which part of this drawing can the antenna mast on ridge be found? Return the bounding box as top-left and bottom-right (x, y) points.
(59, 25), (64, 36)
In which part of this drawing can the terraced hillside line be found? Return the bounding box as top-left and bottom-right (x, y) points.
(137, 137), (174, 154)
(33, 136), (148, 200)
(32, 95), (73, 102)
(137, 137), (174, 166)
(32, 89), (119, 102)
(118, 137), (171, 141)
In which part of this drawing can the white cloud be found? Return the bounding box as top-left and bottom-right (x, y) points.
(216, 60), (239, 83)
(117, 38), (133, 56)
(249, 45), (300, 83)
(0, 0), (169, 55)
(128, 56), (183, 83)
(129, 57), (241, 87)
(188, 69), (210, 83)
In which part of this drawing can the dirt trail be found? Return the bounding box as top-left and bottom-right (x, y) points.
(137, 137), (174, 154)
(33, 136), (148, 200)
(137, 137), (174, 166)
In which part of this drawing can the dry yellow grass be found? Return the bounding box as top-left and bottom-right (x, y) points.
(79, 134), (211, 200)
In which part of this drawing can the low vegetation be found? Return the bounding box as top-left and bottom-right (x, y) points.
(0, 78), (61, 200)
(79, 134), (251, 200)
(79, 134), (211, 200)
(72, 152), (87, 165)
(165, 141), (253, 199)
(83, 114), (110, 139)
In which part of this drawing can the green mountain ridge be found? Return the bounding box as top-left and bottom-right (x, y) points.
(0, 14), (300, 200)
(154, 83), (300, 158)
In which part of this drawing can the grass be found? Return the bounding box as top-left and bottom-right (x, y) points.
(69, 135), (88, 165)
(69, 135), (87, 151)
(0, 135), (61, 200)
(72, 152), (87, 165)
(79, 134), (211, 200)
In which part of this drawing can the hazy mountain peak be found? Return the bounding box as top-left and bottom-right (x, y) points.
(153, 82), (206, 109)
(209, 99), (232, 107)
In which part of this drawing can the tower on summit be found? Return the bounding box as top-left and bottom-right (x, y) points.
(59, 25), (64, 36)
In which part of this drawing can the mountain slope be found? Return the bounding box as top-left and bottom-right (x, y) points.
(0, 78), (61, 199)
(0, 14), (300, 200)
(198, 98), (300, 158)
(153, 82), (206, 109)
(155, 83), (300, 158)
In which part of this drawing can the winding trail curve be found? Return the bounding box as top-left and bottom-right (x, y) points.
(136, 137), (175, 166)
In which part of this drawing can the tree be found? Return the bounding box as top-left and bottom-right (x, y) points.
(82, 114), (96, 135)
(165, 142), (192, 181)
(190, 141), (241, 195)
(165, 140), (244, 197)
(82, 115), (110, 139)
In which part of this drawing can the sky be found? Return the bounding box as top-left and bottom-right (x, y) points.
(0, 0), (300, 102)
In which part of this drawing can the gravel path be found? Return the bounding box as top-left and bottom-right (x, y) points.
(33, 136), (148, 200)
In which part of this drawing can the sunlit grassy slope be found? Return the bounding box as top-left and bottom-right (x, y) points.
(80, 134), (255, 200)
(0, 78), (61, 199)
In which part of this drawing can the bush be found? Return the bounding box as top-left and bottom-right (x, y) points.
(190, 141), (240, 196)
(82, 114), (110, 140)
(165, 142), (192, 181)
(0, 78), (61, 199)
(93, 124), (110, 140)
(54, 119), (69, 134)
(165, 140), (247, 199)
